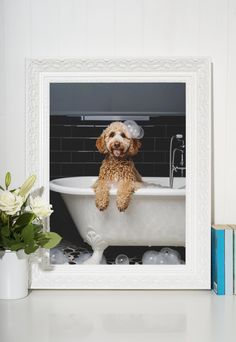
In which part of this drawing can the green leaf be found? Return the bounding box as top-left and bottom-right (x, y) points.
(42, 232), (62, 249)
(13, 232), (21, 242)
(0, 212), (8, 225)
(18, 175), (37, 197)
(1, 226), (10, 237)
(10, 243), (25, 251)
(5, 172), (11, 189)
(37, 237), (50, 247)
(15, 212), (35, 228)
(1, 237), (11, 248)
(0, 185), (4, 190)
(24, 243), (38, 254)
(22, 224), (35, 243)
(33, 225), (43, 235)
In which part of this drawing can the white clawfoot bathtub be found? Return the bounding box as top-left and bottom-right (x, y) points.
(50, 177), (185, 264)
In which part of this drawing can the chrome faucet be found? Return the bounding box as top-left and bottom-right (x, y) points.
(169, 134), (186, 188)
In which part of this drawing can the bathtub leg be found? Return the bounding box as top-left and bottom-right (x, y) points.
(83, 229), (108, 265)
(83, 249), (105, 265)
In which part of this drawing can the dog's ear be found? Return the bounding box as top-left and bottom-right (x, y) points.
(96, 134), (107, 154)
(128, 139), (141, 156)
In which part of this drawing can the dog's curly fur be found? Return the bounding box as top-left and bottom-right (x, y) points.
(93, 122), (143, 212)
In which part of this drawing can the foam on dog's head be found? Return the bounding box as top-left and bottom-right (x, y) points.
(123, 120), (144, 139)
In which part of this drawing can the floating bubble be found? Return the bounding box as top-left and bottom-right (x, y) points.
(160, 247), (180, 258)
(142, 248), (183, 265)
(160, 248), (182, 264)
(50, 248), (68, 264)
(115, 254), (129, 265)
(123, 120), (144, 139)
(153, 253), (166, 264)
(142, 250), (159, 264)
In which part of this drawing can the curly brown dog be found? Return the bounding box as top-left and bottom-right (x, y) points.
(93, 121), (143, 212)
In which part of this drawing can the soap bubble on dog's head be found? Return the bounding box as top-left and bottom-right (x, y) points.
(123, 120), (144, 139)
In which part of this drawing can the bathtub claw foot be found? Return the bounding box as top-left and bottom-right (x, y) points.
(83, 229), (108, 265)
(83, 250), (104, 264)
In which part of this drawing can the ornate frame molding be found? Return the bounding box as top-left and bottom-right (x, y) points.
(26, 58), (211, 289)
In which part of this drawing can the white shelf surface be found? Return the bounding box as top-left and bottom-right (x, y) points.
(0, 290), (236, 342)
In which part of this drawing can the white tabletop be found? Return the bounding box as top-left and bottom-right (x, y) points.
(0, 290), (236, 342)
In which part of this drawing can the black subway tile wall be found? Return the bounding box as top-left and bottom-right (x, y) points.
(50, 115), (185, 180)
(50, 115), (186, 253)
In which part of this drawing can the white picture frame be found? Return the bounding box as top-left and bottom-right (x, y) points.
(26, 57), (211, 289)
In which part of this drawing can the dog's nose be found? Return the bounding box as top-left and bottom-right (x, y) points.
(114, 141), (120, 148)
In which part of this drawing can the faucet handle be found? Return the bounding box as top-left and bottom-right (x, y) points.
(176, 134), (185, 148)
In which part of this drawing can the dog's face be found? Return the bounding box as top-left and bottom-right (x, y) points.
(96, 122), (141, 158)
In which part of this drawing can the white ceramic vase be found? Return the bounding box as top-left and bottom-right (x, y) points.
(0, 250), (29, 299)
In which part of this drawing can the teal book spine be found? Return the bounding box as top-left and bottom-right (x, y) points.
(230, 226), (236, 295)
(225, 228), (233, 295)
(211, 227), (225, 295)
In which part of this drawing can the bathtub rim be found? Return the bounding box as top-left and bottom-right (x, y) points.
(50, 176), (186, 197)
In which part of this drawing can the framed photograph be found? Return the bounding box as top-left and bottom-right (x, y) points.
(26, 58), (211, 289)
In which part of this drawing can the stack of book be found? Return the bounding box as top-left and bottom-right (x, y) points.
(211, 224), (236, 295)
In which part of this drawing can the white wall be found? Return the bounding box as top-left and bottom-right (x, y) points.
(0, 0), (236, 223)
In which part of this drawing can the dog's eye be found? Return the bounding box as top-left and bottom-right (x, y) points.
(109, 132), (115, 138)
(121, 133), (126, 138)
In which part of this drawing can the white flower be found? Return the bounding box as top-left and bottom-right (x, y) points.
(0, 190), (24, 215)
(28, 196), (53, 218)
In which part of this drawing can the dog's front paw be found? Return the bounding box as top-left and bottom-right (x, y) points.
(116, 200), (129, 212)
(96, 199), (109, 211)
